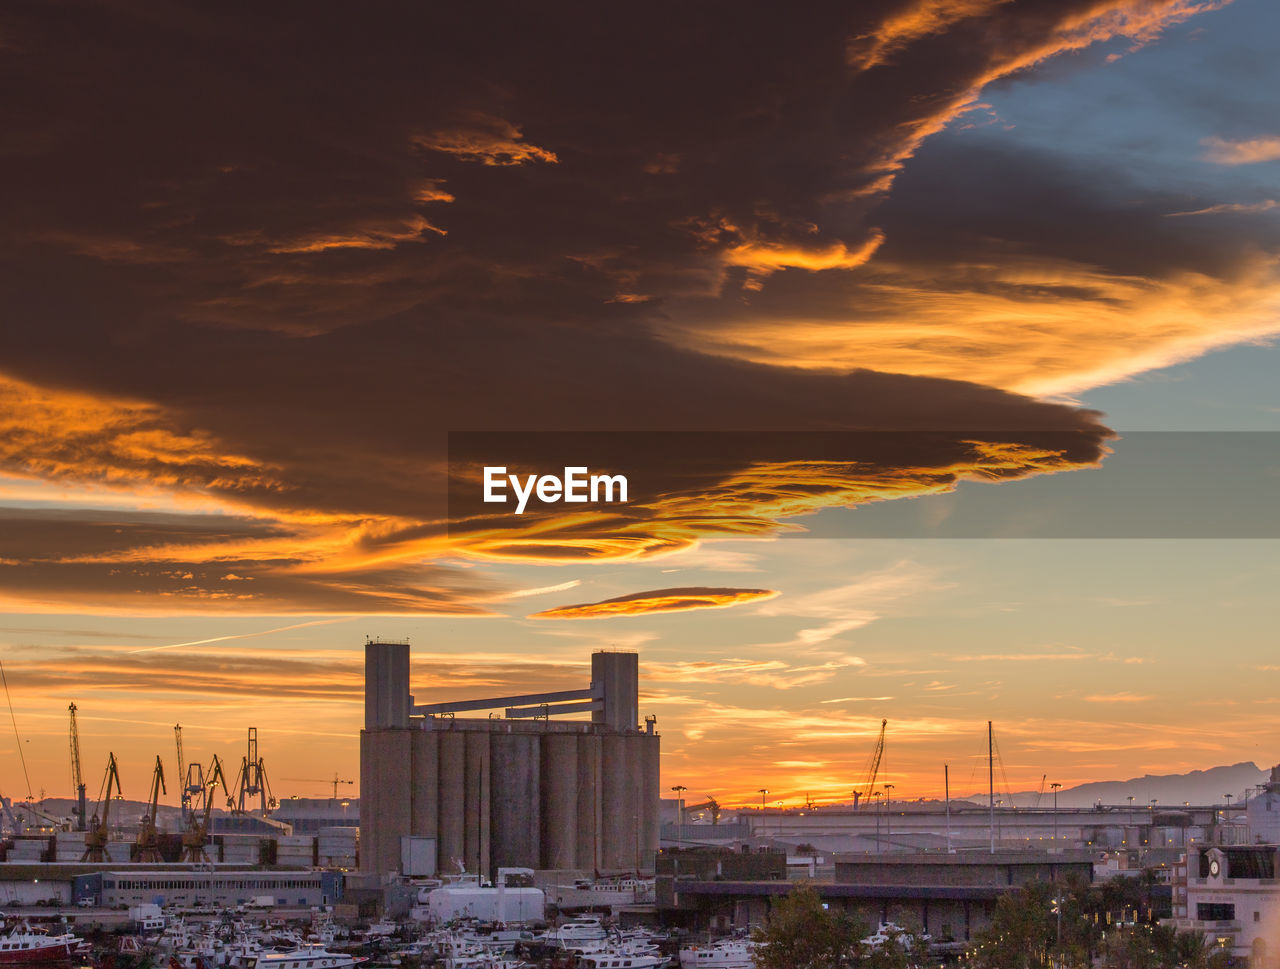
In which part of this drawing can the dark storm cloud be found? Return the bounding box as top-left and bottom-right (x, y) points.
(0, 0), (1235, 609)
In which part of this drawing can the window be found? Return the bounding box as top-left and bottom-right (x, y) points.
(1197, 903), (1236, 921)
(1226, 849), (1275, 880)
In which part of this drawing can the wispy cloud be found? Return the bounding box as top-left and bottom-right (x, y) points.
(1168, 200), (1279, 217)
(128, 618), (354, 654)
(499, 579), (582, 599)
(1201, 135), (1280, 166)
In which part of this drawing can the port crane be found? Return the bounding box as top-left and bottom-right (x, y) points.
(231, 727), (277, 815)
(174, 723), (207, 824)
(1, 793), (24, 836)
(281, 773), (355, 799)
(133, 755), (167, 862)
(681, 795), (722, 825)
(182, 754), (230, 862)
(69, 703), (87, 831)
(81, 752), (123, 862)
(1032, 774), (1047, 809)
(174, 724), (186, 813)
(854, 718), (888, 810)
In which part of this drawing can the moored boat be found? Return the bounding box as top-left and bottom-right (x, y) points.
(236, 945), (367, 969)
(677, 939), (755, 969)
(0, 922), (84, 965)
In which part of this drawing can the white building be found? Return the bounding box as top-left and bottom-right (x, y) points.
(1167, 845), (1280, 963)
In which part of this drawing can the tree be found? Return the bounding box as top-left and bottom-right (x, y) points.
(971, 881), (1056, 969)
(752, 882), (864, 969)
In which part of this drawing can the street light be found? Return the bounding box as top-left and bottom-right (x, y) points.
(883, 783), (895, 852)
(758, 788), (768, 840)
(671, 785), (687, 845)
(1050, 782), (1061, 846)
(874, 790), (883, 854)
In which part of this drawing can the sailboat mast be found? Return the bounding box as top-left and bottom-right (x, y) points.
(988, 720), (995, 854)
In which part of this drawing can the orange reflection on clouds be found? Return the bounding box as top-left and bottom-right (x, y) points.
(529, 587), (778, 620)
(670, 256), (1280, 396)
(0, 373), (279, 493)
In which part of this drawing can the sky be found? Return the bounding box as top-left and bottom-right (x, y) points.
(1, 0), (1278, 810)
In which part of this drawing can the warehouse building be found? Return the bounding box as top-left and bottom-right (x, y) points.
(360, 643), (660, 878)
(73, 869), (343, 908)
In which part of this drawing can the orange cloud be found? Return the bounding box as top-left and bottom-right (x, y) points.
(848, 0), (1010, 72)
(0, 373), (279, 495)
(723, 230), (886, 276)
(413, 117), (558, 166)
(263, 215), (447, 253)
(528, 586), (778, 619)
(850, 1), (1232, 196)
(666, 253), (1280, 397)
(1201, 135), (1280, 165)
(1083, 692), (1153, 703)
(1167, 200), (1279, 216)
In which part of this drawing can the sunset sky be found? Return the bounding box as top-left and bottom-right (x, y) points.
(1, 0), (1278, 810)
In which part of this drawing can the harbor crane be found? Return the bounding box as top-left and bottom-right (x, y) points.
(281, 773), (355, 799)
(681, 795), (722, 825)
(81, 752), (123, 862)
(1032, 774), (1047, 809)
(854, 718), (888, 810)
(175, 724), (206, 824)
(174, 724), (185, 811)
(231, 727), (277, 815)
(69, 703), (86, 831)
(182, 754), (230, 862)
(133, 755), (167, 862)
(1, 793), (23, 836)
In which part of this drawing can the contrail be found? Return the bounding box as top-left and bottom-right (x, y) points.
(128, 618), (353, 654)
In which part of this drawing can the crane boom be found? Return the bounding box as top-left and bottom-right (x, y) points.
(81, 752), (122, 862)
(1033, 774), (1047, 809)
(856, 719), (888, 809)
(133, 755), (167, 862)
(183, 754), (229, 862)
(69, 703), (86, 832)
(681, 795), (721, 825)
(174, 724), (185, 810)
(281, 773), (355, 799)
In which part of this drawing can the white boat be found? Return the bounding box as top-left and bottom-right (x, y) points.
(678, 939), (755, 969)
(577, 952), (668, 969)
(439, 939), (528, 969)
(457, 927), (545, 952)
(236, 945), (367, 969)
(556, 916), (607, 944)
(554, 877), (657, 908)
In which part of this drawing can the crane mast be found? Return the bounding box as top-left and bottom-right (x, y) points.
(81, 752), (122, 862)
(232, 727), (277, 815)
(69, 703), (86, 832)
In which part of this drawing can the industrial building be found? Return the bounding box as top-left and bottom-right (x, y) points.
(658, 848), (1094, 940)
(360, 643), (660, 878)
(78, 868), (343, 908)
